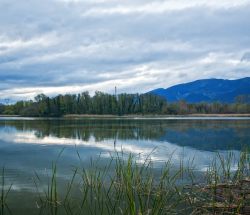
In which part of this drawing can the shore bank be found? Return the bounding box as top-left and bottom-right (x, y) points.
(1, 114), (250, 118)
(64, 113), (250, 118)
(0, 115), (20, 117)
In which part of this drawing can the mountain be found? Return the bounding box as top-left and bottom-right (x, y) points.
(149, 77), (250, 103)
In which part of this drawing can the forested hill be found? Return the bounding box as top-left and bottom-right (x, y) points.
(149, 77), (250, 103)
(0, 91), (250, 117)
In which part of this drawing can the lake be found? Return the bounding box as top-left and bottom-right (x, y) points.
(0, 117), (250, 214)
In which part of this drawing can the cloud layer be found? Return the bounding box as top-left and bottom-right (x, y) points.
(0, 0), (250, 101)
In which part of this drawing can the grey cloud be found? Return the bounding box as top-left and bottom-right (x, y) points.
(0, 0), (249, 100)
(241, 52), (250, 62)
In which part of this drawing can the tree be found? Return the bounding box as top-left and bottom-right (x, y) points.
(0, 104), (5, 114)
(35, 94), (47, 102)
(1, 91), (250, 116)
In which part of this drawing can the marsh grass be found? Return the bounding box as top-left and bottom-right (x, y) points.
(2, 149), (250, 215)
(186, 150), (250, 214)
(0, 168), (12, 215)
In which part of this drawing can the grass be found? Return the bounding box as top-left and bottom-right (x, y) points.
(1, 150), (250, 215)
(0, 168), (12, 215)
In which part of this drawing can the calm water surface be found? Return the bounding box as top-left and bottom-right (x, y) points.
(0, 117), (250, 214)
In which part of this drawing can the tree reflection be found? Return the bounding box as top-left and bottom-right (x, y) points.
(0, 119), (249, 151)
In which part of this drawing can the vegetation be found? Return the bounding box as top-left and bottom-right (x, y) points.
(0, 92), (250, 117)
(0, 150), (250, 215)
(0, 168), (12, 215)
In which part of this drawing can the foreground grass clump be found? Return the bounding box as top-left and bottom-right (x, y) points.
(185, 151), (250, 214)
(1, 150), (250, 215)
(35, 152), (188, 215)
(33, 151), (250, 215)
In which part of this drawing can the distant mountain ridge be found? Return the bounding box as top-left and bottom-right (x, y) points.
(149, 77), (250, 103)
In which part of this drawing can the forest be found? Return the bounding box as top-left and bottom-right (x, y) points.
(0, 91), (249, 117)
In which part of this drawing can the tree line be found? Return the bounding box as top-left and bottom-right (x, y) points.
(0, 92), (249, 116)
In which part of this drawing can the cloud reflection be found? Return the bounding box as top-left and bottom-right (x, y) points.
(0, 127), (241, 171)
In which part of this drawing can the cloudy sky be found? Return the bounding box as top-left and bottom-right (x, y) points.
(0, 0), (250, 101)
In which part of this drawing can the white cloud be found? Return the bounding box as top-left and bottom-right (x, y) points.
(0, 0), (250, 100)
(80, 0), (250, 16)
(0, 33), (59, 56)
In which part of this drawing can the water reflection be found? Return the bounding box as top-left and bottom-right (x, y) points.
(0, 118), (249, 214)
(0, 118), (249, 169)
(1, 118), (249, 150)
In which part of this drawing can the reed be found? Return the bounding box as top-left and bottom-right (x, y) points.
(3, 149), (250, 214)
(0, 168), (12, 215)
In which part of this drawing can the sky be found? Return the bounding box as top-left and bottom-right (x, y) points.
(0, 0), (250, 102)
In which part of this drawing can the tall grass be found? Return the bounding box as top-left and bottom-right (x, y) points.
(0, 168), (12, 215)
(3, 149), (250, 214)
(188, 150), (250, 214)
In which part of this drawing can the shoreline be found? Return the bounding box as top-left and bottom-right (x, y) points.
(1, 113), (250, 119)
(63, 113), (250, 118)
(0, 115), (20, 117)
